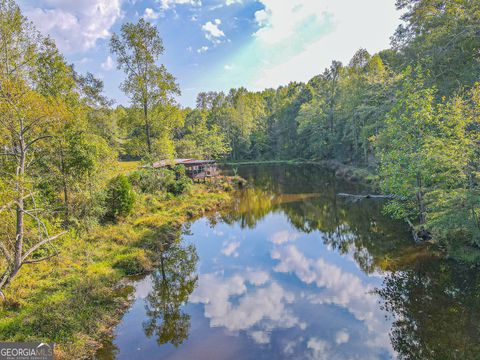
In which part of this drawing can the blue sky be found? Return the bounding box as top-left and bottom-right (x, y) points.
(18, 0), (402, 107)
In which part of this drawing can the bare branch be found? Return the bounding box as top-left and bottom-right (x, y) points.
(0, 194), (32, 213)
(21, 231), (66, 263)
(23, 252), (58, 265)
(0, 241), (12, 263)
(24, 135), (53, 152)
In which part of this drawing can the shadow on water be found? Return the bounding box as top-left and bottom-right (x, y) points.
(96, 164), (480, 360)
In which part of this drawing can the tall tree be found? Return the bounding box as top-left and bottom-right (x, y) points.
(110, 18), (180, 156)
(0, 0), (68, 293)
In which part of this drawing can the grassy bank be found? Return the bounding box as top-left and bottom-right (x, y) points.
(0, 181), (231, 359)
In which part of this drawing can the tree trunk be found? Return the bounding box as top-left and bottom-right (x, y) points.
(416, 172), (426, 225)
(144, 102), (152, 154)
(60, 147), (69, 220)
(13, 142), (26, 279)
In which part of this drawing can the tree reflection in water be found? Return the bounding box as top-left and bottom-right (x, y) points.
(132, 164), (480, 358)
(377, 258), (480, 360)
(142, 231), (199, 347)
(223, 164), (413, 274)
(229, 164), (480, 359)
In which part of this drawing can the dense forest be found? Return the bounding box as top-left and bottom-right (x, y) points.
(194, 0), (480, 256)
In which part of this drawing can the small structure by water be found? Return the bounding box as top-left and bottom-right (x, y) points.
(152, 158), (219, 181)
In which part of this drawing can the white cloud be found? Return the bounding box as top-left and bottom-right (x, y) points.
(221, 240), (240, 257)
(197, 45), (209, 53)
(133, 276), (153, 299)
(269, 230), (300, 245)
(335, 330), (349, 345)
(159, 0), (202, 10)
(190, 270), (304, 343)
(225, 0), (242, 5)
(250, 330), (270, 344)
(253, 0), (319, 45)
(224, 64), (233, 70)
(247, 0), (400, 89)
(244, 268), (269, 286)
(24, 0), (123, 53)
(202, 19), (225, 43)
(101, 55), (114, 70)
(213, 229), (224, 236)
(283, 338), (304, 355)
(143, 7), (161, 20)
(271, 245), (393, 354)
(307, 337), (330, 360)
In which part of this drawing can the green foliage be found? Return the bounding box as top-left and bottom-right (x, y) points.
(129, 169), (176, 194)
(176, 109), (230, 159)
(105, 175), (135, 222)
(128, 167), (191, 196)
(376, 71), (480, 245)
(393, 0), (480, 96)
(110, 19), (180, 157)
(113, 250), (152, 275)
(167, 175), (191, 196)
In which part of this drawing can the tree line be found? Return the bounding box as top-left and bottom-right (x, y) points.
(195, 0), (480, 254)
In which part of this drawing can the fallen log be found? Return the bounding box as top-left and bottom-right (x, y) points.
(337, 193), (395, 199)
(405, 218), (432, 243)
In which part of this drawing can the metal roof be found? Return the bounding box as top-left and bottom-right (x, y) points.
(152, 159), (216, 168)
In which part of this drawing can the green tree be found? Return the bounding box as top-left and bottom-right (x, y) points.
(376, 69), (477, 243)
(105, 175), (135, 222)
(393, 0), (480, 96)
(110, 18), (180, 156)
(376, 70), (438, 225)
(143, 229), (198, 347)
(176, 109), (230, 159)
(0, 0), (69, 293)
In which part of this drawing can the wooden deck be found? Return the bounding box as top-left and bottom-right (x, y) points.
(188, 167), (220, 181)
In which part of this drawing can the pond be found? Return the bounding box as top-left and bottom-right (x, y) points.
(96, 164), (480, 360)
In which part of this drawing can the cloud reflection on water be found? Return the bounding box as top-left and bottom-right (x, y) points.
(271, 244), (393, 355)
(190, 269), (304, 345)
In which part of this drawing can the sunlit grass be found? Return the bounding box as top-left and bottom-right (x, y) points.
(0, 183), (230, 359)
(109, 160), (142, 177)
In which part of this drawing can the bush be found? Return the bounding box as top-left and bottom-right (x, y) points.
(129, 168), (176, 194)
(113, 251), (152, 275)
(166, 175), (191, 195)
(104, 175), (135, 222)
(128, 167), (191, 196)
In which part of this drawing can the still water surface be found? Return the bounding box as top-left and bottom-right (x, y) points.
(96, 164), (480, 360)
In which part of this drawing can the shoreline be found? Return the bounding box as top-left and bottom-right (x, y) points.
(0, 183), (232, 360)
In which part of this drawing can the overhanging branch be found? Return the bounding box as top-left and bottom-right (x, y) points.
(21, 231), (66, 263)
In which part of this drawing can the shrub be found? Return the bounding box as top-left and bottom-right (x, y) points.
(166, 175), (191, 196)
(129, 168), (176, 194)
(129, 167), (192, 196)
(104, 175), (135, 222)
(113, 251), (152, 275)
